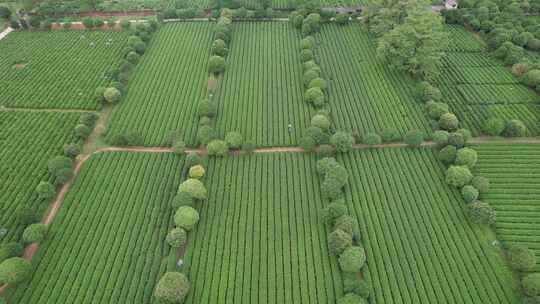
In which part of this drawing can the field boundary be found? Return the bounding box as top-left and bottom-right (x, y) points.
(0, 106), (98, 113)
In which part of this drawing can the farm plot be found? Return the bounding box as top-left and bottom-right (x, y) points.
(214, 22), (311, 147)
(317, 24), (431, 136)
(8, 152), (183, 303)
(473, 144), (540, 271)
(106, 22), (212, 147)
(338, 148), (520, 304)
(183, 153), (342, 304)
(0, 111), (79, 243)
(0, 31), (128, 110)
(439, 25), (540, 136)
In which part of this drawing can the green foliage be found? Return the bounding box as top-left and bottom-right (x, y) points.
(197, 125), (217, 145)
(445, 165), (473, 188)
(174, 206), (200, 231)
(381, 128), (401, 142)
(468, 201), (496, 225)
(333, 215), (359, 236)
(503, 119), (527, 137)
(426, 101), (449, 120)
(472, 176), (490, 194)
(523, 273), (540, 297)
(439, 113), (459, 131)
(447, 132), (465, 148)
(47, 156), (72, 176)
(433, 130), (449, 147)
(0, 243), (23, 263)
(241, 140), (256, 153)
(300, 136), (316, 151)
(305, 87), (325, 107)
(209, 55), (226, 74)
(74, 124), (92, 139)
(317, 144), (335, 157)
(438, 145), (457, 164)
(328, 228), (352, 255)
(311, 114), (331, 130)
(363, 132), (382, 146)
(336, 13), (350, 25)
(172, 141), (186, 155)
(331, 132), (355, 152)
(507, 244), (536, 272)
(172, 192), (194, 209)
(300, 49), (314, 62)
(455, 148), (478, 168)
(36, 181), (55, 200)
(461, 185), (479, 203)
(522, 70), (540, 87)
(154, 272), (190, 304)
(404, 129), (424, 147)
(225, 132), (243, 149)
(207, 140), (229, 157)
(22, 223), (47, 243)
(300, 36), (315, 49)
(0, 257), (32, 285)
(483, 118), (505, 136)
(308, 77), (328, 91)
(337, 293), (368, 304)
(211, 39), (228, 57)
(104, 87), (121, 104)
(342, 272), (371, 298)
(321, 200), (348, 226)
(166, 228), (187, 248)
(178, 179), (207, 200)
(188, 165), (205, 179)
(339, 246), (366, 273)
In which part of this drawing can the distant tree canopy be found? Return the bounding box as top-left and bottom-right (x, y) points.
(365, 0), (449, 80)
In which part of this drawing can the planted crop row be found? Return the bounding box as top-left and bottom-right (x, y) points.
(8, 152), (183, 303)
(182, 153), (342, 304)
(213, 22), (311, 147)
(338, 148), (521, 304)
(0, 31), (128, 110)
(106, 22), (213, 147)
(473, 144), (540, 271)
(0, 111), (79, 243)
(317, 24), (431, 136)
(457, 84), (539, 105)
(445, 25), (486, 52)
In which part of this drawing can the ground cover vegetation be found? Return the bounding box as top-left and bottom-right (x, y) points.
(6, 152), (184, 303)
(0, 30), (128, 110)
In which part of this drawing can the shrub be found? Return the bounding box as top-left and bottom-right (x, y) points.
(93, 18), (104, 28)
(433, 130), (449, 147)
(523, 273), (540, 297)
(331, 132), (355, 153)
(63, 143), (81, 158)
(317, 144), (334, 157)
(455, 128), (472, 143)
(468, 201), (496, 225)
(133, 41), (147, 55)
(328, 228), (352, 255)
(211, 39), (228, 57)
(511, 63), (529, 76)
(189, 165), (205, 179)
(439, 113), (459, 131)
(438, 145), (457, 164)
(483, 117), (505, 136)
(198, 99), (217, 117)
(304, 87), (325, 107)
(342, 272), (371, 298)
(172, 192), (194, 209)
(339, 246), (366, 273)
(322, 177), (345, 200)
(335, 13), (349, 25)
(299, 136), (316, 151)
(126, 51), (140, 65)
(82, 17), (94, 29)
(503, 119), (527, 137)
(166, 228), (187, 248)
(0, 6), (11, 19)
(418, 81), (442, 102)
(305, 126), (328, 144)
(472, 176), (490, 194)
(337, 293), (368, 304)
(455, 148), (478, 168)
(522, 69), (540, 87)
(445, 166), (473, 188)
(16, 207), (39, 225)
(0, 243), (23, 263)
(22, 223), (47, 243)
(196, 125), (216, 145)
(461, 185), (479, 203)
(208, 55), (226, 74)
(381, 128), (400, 142)
(300, 49), (314, 62)
(404, 130), (424, 147)
(303, 61), (319, 72)
(362, 132), (381, 146)
(174, 206), (200, 231)
(185, 153), (202, 168)
(178, 179), (207, 200)
(120, 19), (131, 30)
(300, 36), (314, 49)
(172, 141), (186, 155)
(316, 157), (338, 175)
(154, 272), (190, 304)
(508, 245), (537, 272)
(36, 181), (55, 200)
(0, 257), (32, 285)
(321, 200), (347, 226)
(308, 77), (328, 91)
(225, 132), (243, 149)
(333, 215), (359, 237)
(47, 156), (72, 175)
(241, 140), (256, 153)
(207, 140), (229, 156)
(311, 114), (331, 130)
(426, 101), (449, 120)
(447, 132), (465, 148)
(104, 87), (121, 103)
(74, 124), (91, 139)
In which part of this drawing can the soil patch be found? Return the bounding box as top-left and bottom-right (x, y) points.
(13, 62), (27, 69)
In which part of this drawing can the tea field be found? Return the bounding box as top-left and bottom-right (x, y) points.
(7, 152), (183, 303)
(0, 31), (128, 110)
(473, 144), (540, 272)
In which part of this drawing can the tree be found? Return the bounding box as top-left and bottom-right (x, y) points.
(468, 201), (496, 225)
(178, 179), (207, 200)
(120, 19), (131, 30)
(508, 244), (536, 272)
(447, 132), (465, 148)
(403, 129), (423, 147)
(331, 132), (355, 152)
(198, 99), (217, 117)
(376, 8), (448, 80)
(126, 51), (140, 65)
(172, 192), (194, 209)
(300, 136), (316, 152)
(336, 13), (349, 25)
(322, 177), (345, 200)
(211, 39), (228, 57)
(333, 215), (359, 237)
(104, 87), (121, 103)
(363, 132), (382, 146)
(321, 200), (348, 226)
(461, 185), (479, 203)
(36, 182), (55, 200)
(188, 165), (205, 179)
(338, 293), (368, 304)
(74, 124), (91, 139)
(455, 148), (478, 168)
(225, 132), (243, 149)
(0, 257), (32, 285)
(339, 246), (366, 273)
(503, 120), (527, 137)
(172, 141), (186, 155)
(64, 143), (81, 158)
(208, 55), (226, 74)
(472, 176), (490, 194)
(523, 273), (540, 297)
(342, 272), (371, 298)
(0, 6), (11, 19)
(308, 78), (328, 91)
(47, 156), (72, 175)
(483, 117), (505, 136)
(316, 157), (339, 175)
(22, 223), (47, 243)
(0, 243), (23, 263)
(207, 140), (229, 156)
(82, 17), (95, 29)
(328, 229), (352, 255)
(184, 153), (202, 168)
(196, 126), (216, 145)
(300, 36), (314, 49)
(438, 145), (457, 164)
(381, 128), (401, 142)
(439, 113), (459, 131)
(317, 144), (334, 157)
(166, 228), (187, 248)
(433, 130), (449, 147)
(154, 272), (190, 304)
(311, 114), (331, 130)
(242, 140), (256, 153)
(300, 49), (314, 62)
(304, 87), (325, 107)
(174, 206), (200, 231)
(445, 166), (473, 188)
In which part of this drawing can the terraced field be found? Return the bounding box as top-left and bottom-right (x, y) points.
(7, 152), (183, 303)
(106, 22), (213, 147)
(0, 31), (128, 110)
(0, 111), (79, 243)
(439, 25), (540, 136)
(473, 144), (540, 272)
(183, 153), (342, 304)
(214, 22), (311, 147)
(317, 24), (431, 137)
(338, 148), (520, 304)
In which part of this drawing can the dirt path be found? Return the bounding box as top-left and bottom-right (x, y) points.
(0, 106), (98, 114)
(469, 136), (540, 144)
(0, 27), (13, 41)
